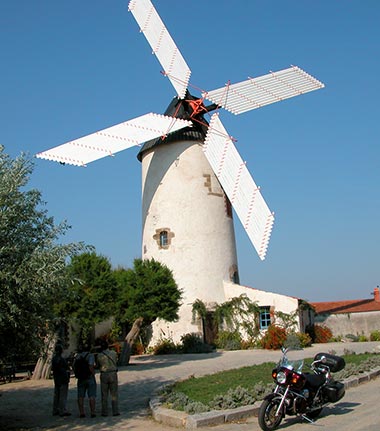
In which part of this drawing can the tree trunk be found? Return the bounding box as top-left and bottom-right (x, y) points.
(32, 334), (57, 380)
(118, 317), (144, 366)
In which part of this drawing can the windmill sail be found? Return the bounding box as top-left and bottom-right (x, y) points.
(128, 0), (191, 99)
(203, 66), (324, 115)
(203, 113), (274, 260)
(36, 113), (191, 167)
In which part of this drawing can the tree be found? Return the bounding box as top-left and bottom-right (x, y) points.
(61, 252), (117, 345)
(114, 258), (182, 365)
(0, 146), (86, 363)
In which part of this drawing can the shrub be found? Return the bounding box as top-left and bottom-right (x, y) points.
(240, 338), (258, 350)
(184, 401), (209, 414)
(131, 341), (145, 355)
(260, 325), (287, 350)
(284, 332), (312, 349)
(153, 338), (180, 355)
(370, 330), (380, 341)
(311, 324), (333, 343)
(215, 331), (242, 350)
(297, 332), (313, 347)
(284, 332), (301, 349)
(180, 333), (213, 354)
(211, 386), (256, 410)
(164, 391), (190, 411)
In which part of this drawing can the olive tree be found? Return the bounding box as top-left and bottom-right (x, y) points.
(0, 146), (85, 364)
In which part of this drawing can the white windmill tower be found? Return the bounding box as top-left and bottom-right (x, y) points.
(37, 0), (324, 343)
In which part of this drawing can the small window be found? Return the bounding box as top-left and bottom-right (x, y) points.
(259, 306), (271, 330)
(160, 231), (168, 247)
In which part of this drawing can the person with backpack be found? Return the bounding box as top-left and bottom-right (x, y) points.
(51, 344), (71, 417)
(96, 340), (120, 417)
(73, 344), (97, 418)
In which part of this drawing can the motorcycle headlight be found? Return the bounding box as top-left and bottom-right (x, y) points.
(276, 371), (287, 384)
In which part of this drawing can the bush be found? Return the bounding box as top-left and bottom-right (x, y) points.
(370, 330), (380, 341)
(131, 341), (145, 355)
(260, 325), (287, 350)
(153, 338), (180, 355)
(210, 386), (256, 410)
(180, 333), (213, 354)
(284, 332), (312, 349)
(311, 324), (333, 343)
(215, 331), (242, 350)
(297, 332), (313, 348)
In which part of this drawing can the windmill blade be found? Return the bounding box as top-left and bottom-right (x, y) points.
(128, 0), (191, 99)
(203, 113), (274, 260)
(203, 65), (324, 115)
(36, 113), (192, 167)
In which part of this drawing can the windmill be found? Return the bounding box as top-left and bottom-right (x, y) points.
(37, 0), (324, 342)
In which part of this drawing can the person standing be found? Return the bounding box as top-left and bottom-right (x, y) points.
(96, 340), (120, 417)
(73, 344), (97, 418)
(51, 344), (71, 417)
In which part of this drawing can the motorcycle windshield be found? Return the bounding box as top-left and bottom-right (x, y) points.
(279, 350), (304, 372)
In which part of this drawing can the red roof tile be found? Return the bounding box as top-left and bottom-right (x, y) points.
(312, 299), (380, 314)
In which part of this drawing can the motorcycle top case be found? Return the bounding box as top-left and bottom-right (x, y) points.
(314, 353), (345, 372)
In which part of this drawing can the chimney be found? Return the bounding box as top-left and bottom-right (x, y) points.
(374, 287), (380, 302)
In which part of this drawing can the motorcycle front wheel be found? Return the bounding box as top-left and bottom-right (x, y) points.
(258, 398), (284, 431)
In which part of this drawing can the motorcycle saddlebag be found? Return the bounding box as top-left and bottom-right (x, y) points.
(314, 353), (345, 372)
(323, 381), (345, 403)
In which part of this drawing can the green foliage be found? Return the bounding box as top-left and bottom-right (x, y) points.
(370, 330), (380, 341)
(191, 299), (207, 323)
(180, 333), (213, 353)
(152, 337), (181, 355)
(214, 294), (260, 333)
(0, 146), (86, 361)
(297, 332), (313, 347)
(114, 258), (182, 328)
(285, 332), (312, 349)
(215, 330), (242, 350)
(62, 252), (116, 344)
(260, 325), (287, 350)
(192, 294), (261, 344)
(210, 384), (271, 410)
(273, 310), (298, 332)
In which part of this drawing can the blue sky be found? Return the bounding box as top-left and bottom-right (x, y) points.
(1, 1), (379, 302)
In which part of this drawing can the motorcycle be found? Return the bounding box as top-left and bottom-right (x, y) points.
(258, 348), (346, 430)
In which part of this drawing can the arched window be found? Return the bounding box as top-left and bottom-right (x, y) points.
(159, 230), (168, 247)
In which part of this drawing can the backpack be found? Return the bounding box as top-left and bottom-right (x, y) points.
(73, 353), (92, 380)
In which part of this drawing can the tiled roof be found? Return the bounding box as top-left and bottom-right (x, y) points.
(312, 299), (380, 315)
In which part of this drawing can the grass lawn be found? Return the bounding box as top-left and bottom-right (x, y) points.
(171, 353), (377, 405)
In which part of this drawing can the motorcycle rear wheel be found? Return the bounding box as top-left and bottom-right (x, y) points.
(258, 398), (283, 431)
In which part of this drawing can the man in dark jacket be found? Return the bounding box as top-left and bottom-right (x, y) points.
(52, 344), (71, 416)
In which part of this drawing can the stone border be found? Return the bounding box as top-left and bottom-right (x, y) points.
(149, 367), (380, 429)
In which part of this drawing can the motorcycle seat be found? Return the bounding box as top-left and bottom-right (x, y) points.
(304, 372), (326, 388)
